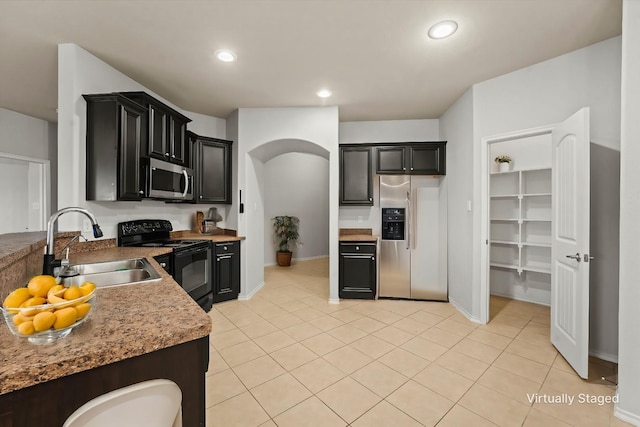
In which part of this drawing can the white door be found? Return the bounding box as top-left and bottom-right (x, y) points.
(551, 108), (591, 379)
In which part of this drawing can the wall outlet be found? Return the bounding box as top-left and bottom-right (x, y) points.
(82, 219), (92, 234)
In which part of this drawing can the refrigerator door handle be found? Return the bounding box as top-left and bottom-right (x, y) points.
(406, 191), (411, 250)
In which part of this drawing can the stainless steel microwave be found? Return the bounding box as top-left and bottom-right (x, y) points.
(146, 158), (194, 200)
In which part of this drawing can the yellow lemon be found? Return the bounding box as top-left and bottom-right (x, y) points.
(53, 307), (78, 330)
(75, 303), (91, 319)
(33, 311), (56, 332)
(3, 287), (31, 309)
(12, 313), (34, 326)
(80, 282), (96, 296)
(63, 286), (82, 301)
(20, 296), (47, 308)
(27, 275), (57, 298)
(18, 321), (35, 335)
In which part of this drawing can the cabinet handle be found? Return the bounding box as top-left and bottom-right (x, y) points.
(411, 167), (414, 171)
(369, 197), (372, 201)
(160, 262), (167, 268)
(356, 246), (359, 251)
(200, 195), (203, 199)
(224, 246), (228, 250)
(371, 256), (375, 261)
(139, 190), (144, 195)
(165, 152), (170, 156)
(403, 167), (406, 171)
(171, 155), (176, 158)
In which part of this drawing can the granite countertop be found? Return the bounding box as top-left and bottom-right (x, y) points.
(0, 246), (212, 395)
(339, 234), (379, 242)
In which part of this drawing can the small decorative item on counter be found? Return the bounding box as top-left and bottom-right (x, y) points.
(1, 275), (96, 344)
(495, 155), (512, 172)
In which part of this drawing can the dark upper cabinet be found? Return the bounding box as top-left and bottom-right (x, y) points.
(84, 93), (147, 201)
(189, 132), (233, 204)
(339, 242), (376, 299)
(340, 146), (373, 206)
(375, 142), (446, 175)
(119, 91), (192, 166)
(212, 241), (240, 303)
(376, 146), (406, 174)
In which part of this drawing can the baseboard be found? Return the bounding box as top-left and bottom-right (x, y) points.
(238, 281), (264, 301)
(449, 297), (483, 324)
(614, 404), (640, 426)
(489, 290), (550, 307)
(328, 298), (340, 304)
(589, 349), (618, 364)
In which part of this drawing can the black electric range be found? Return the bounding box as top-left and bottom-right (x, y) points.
(117, 220), (213, 312)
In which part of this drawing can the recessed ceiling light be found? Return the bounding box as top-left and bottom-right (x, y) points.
(316, 89), (332, 98)
(215, 49), (237, 62)
(428, 20), (458, 39)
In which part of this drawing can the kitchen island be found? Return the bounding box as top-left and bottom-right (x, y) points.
(0, 233), (212, 426)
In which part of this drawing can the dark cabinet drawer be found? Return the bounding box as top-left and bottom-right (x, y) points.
(339, 243), (376, 254)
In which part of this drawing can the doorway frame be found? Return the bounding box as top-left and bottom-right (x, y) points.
(479, 124), (555, 324)
(0, 151), (50, 232)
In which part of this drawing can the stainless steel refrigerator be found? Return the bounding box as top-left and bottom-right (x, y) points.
(379, 175), (447, 300)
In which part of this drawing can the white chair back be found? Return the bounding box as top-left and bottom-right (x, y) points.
(63, 379), (182, 427)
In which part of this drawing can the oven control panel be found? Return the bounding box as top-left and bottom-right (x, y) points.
(119, 219), (173, 236)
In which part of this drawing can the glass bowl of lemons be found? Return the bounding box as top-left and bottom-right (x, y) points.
(1, 275), (96, 344)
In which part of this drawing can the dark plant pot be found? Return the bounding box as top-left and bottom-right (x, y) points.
(276, 251), (292, 267)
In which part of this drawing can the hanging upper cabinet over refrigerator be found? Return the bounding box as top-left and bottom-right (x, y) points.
(376, 142), (446, 175)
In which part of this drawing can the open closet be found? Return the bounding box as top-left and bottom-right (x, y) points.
(489, 132), (552, 305)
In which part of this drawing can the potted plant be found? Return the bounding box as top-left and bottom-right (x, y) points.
(495, 155), (512, 172)
(272, 215), (300, 267)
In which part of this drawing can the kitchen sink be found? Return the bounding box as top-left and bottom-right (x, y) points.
(59, 258), (162, 288)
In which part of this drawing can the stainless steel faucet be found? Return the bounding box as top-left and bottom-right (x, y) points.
(43, 207), (103, 275)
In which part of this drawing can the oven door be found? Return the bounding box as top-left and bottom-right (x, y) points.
(173, 244), (212, 302)
(147, 158), (194, 200)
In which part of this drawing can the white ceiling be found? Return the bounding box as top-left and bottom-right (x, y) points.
(0, 0), (622, 123)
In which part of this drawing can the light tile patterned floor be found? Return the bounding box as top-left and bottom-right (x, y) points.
(205, 258), (628, 427)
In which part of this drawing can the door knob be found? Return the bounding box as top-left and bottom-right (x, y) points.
(566, 253), (581, 262)
(583, 254), (595, 262)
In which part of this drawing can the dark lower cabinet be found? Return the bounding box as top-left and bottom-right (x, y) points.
(212, 241), (240, 303)
(0, 337), (209, 427)
(339, 242), (376, 299)
(84, 93), (147, 201)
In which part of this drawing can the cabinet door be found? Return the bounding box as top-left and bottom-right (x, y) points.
(213, 242), (240, 303)
(340, 147), (372, 205)
(169, 117), (188, 166)
(118, 103), (143, 200)
(376, 146), (406, 174)
(339, 244), (376, 299)
(198, 139), (231, 204)
(410, 143), (446, 175)
(148, 104), (168, 160)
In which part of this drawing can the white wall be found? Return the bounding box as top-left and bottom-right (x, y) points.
(0, 107), (56, 218)
(0, 107), (54, 160)
(441, 37), (622, 331)
(338, 119), (440, 234)
(439, 88), (475, 318)
(233, 107), (339, 301)
(57, 44), (227, 238)
(263, 152), (329, 265)
(616, 0), (640, 424)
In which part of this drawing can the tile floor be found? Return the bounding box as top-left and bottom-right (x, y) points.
(205, 258), (629, 427)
